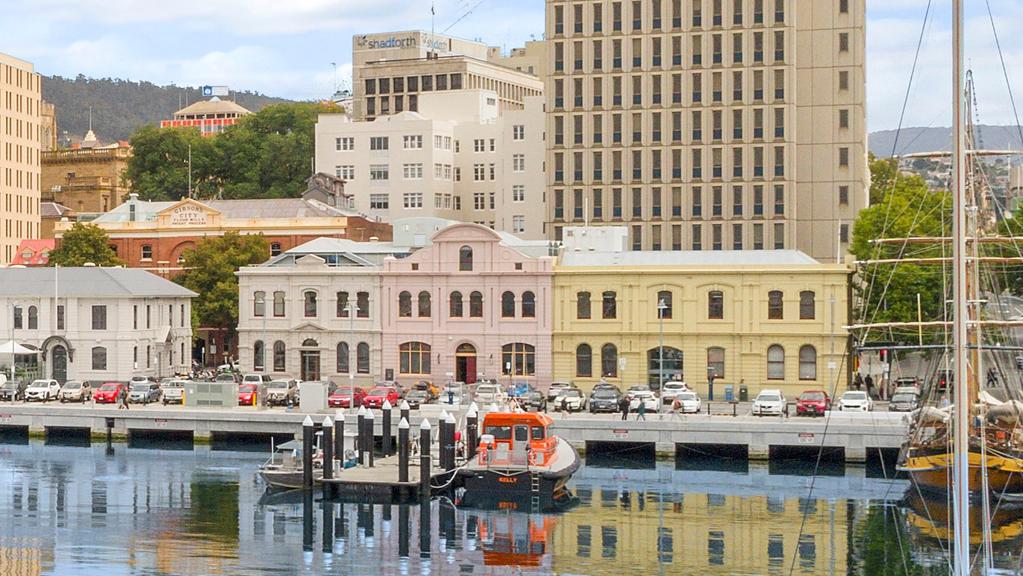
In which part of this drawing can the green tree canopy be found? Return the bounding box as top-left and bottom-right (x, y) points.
(49, 223), (123, 267)
(851, 157), (950, 344)
(175, 232), (269, 332)
(126, 102), (342, 202)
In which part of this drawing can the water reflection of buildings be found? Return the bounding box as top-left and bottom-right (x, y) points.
(0, 538), (46, 576)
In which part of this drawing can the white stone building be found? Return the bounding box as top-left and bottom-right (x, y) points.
(315, 89), (547, 240)
(0, 267), (195, 383)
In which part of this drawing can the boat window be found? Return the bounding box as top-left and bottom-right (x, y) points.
(485, 425), (512, 440)
(531, 426), (546, 440)
(514, 426), (529, 442)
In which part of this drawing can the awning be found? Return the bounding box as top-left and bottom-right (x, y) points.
(0, 340), (38, 355)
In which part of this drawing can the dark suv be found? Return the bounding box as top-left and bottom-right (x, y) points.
(0, 380), (28, 401)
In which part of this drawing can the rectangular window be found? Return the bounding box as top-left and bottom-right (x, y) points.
(692, 224), (702, 250)
(754, 223), (764, 249)
(369, 165), (389, 181)
(336, 137), (354, 151)
(369, 136), (389, 150)
(513, 154), (526, 172)
(403, 135), (422, 149)
(91, 305), (107, 330)
(513, 125), (525, 140)
(402, 163), (423, 179)
(57, 305), (65, 330)
(712, 186), (722, 217)
(839, 147), (850, 167)
(839, 109), (850, 129)
(839, 185), (849, 205)
(513, 185), (525, 202)
(337, 165), (355, 180)
(712, 223), (722, 250)
(839, 70), (850, 91)
(774, 185), (785, 216)
(692, 186), (703, 218)
(369, 194), (389, 209)
(839, 32), (849, 53)
(403, 192), (423, 209)
(774, 223), (785, 249)
(733, 223), (743, 250)
(512, 215), (526, 234)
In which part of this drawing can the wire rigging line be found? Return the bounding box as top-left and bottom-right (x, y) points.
(983, 0), (1023, 151)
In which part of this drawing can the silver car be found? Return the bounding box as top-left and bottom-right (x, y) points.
(59, 381), (92, 403)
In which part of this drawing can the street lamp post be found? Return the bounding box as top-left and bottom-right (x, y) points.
(348, 301), (359, 414)
(657, 298), (667, 392)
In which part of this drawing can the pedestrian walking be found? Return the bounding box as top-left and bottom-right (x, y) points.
(619, 395), (630, 421)
(119, 386), (129, 410)
(670, 397), (682, 421)
(636, 399), (647, 421)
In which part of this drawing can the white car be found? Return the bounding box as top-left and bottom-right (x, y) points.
(242, 374), (272, 386)
(554, 388), (587, 412)
(474, 383), (504, 405)
(838, 391), (874, 412)
(674, 391), (703, 414)
(629, 390), (660, 412)
(753, 389), (786, 416)
(660, 381), (690, 404)
(25, 379), (61, 402)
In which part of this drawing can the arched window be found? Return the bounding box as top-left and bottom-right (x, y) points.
(459, 245), (473, 271)
(337, 342), (350, 373)
(469, 291), (484, 317)
(577, 291), (591, 319)
(449, 291), (464, 317)
(502, 343), (536, 376)
(302, 338), (318, 348)
(522, 291), (536, 318)
(602, 291), (617, 319)
(501, 291), (516, 318)
(27, 306), (37, 330)
(398, 291), (412, 317)
(767, 290), (784, 320)
(799, 291), (816, 320)
(336, 291), (350, 317)
(707, 347), (725, 378)
(253, 291), (266, 317)
(657, 290), (672, 319)
(92, 346), (107, 371)
(254, 340), (265, 371)
(357, 292), (369, 318)
(708, 290), (724, 319)
(399, 342), (431, 374)
(601, 344), (618, 377)
(273, 341), (286, 372)
(273, 291), (286, 317)
(576, 344), (593, 377)
(767, 345), (785, 380)
(418, 291), (432, 317)
(304, 291), (318, 317)
(357, 342), (370, 374)
(799, 345), (817, 380)
(141, 244), (153, 260)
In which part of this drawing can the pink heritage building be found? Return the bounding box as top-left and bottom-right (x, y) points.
(381, 223), (553, 388)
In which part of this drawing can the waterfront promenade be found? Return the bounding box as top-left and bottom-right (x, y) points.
(0, 402), (907, 463)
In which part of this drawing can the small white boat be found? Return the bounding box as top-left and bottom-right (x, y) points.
(258, 439), (323, 490)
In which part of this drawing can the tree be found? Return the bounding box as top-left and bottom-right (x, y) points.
(174, 232), (269, 335)
(851, 161), (950, 344)
(126, 101), (342, 201)
(49, 223), (123, 267)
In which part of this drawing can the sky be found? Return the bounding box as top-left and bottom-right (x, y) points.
(1, 0), (1021, 133)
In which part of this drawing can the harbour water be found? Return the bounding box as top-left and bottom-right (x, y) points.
(0, 438), (1014, 575)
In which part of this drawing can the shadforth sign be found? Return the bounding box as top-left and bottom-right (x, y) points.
(356, 33), (448, 52)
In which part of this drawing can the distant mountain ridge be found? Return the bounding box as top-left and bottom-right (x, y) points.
(42, 75), (297, 143)
(869, 125), (1023, 157)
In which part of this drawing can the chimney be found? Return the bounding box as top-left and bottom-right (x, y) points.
(128, 193), (139, 221)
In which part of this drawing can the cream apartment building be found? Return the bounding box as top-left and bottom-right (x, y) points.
(545, 0), (868, 262)
(0, 52), (42, 264)
(315, 89), (548, 239)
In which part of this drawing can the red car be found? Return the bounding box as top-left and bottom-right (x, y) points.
(94, 382), (126, 404)
(328, 387), (367, 408)
(238, 384), (259, 406)
(362, 386), (401, 409)
(795, 390), (831, 417)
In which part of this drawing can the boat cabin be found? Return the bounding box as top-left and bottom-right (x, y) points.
(479, 412), (558, 466)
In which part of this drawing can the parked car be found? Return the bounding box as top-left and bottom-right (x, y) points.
(674, 391), (703, 414)
(838, 390), (874, 412)
(660, 381), (690, 405)
(547, 381), (575, 402)
(626, 385), (651, 399)
(795, 390), (831, 417)
(25, 379), (61, 402)
(363, 385), (401, 409)
(403, 388), (432, 409)
(242, 374), (272, 386)
(518, 389), (547, 411)
(588, 387), (622, 413)
(215, 372), (241, 384)
(889, 391), (920, 412)
(129, 381), (162, 404)
(238, 383), (259, 406)
(161, 380), (187, 405)
(934, 369), (953, 394)
(0, 380), (29, 401)
(328, 387), (367, 408)
(94, 382), (126, 404)
(752, 389), (787, 416)
(628, 390), (659, 413)
(59, 380), (92, 403)
(265, 379), (298, 406)
(554, 388), (587, 412)
(474, 383), (504, 405)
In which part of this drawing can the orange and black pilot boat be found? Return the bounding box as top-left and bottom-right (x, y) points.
(458, 412), (580, 511)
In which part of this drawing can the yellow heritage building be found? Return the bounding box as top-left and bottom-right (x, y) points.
(552, 250), (851, 399)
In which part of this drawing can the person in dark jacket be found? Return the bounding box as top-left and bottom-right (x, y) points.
(618, 395), (630, 420)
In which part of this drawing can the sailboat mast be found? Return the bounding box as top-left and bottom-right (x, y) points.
(951, 0), (971, 571)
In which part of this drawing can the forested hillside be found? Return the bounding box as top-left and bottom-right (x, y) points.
(42, 75), (295, 143)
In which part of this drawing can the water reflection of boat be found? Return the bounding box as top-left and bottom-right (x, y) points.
(475, 512), (557, 568)
(457, 412), (581, 512)
(257, 439), (323, 490)
(902, 490), (1023, 546)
